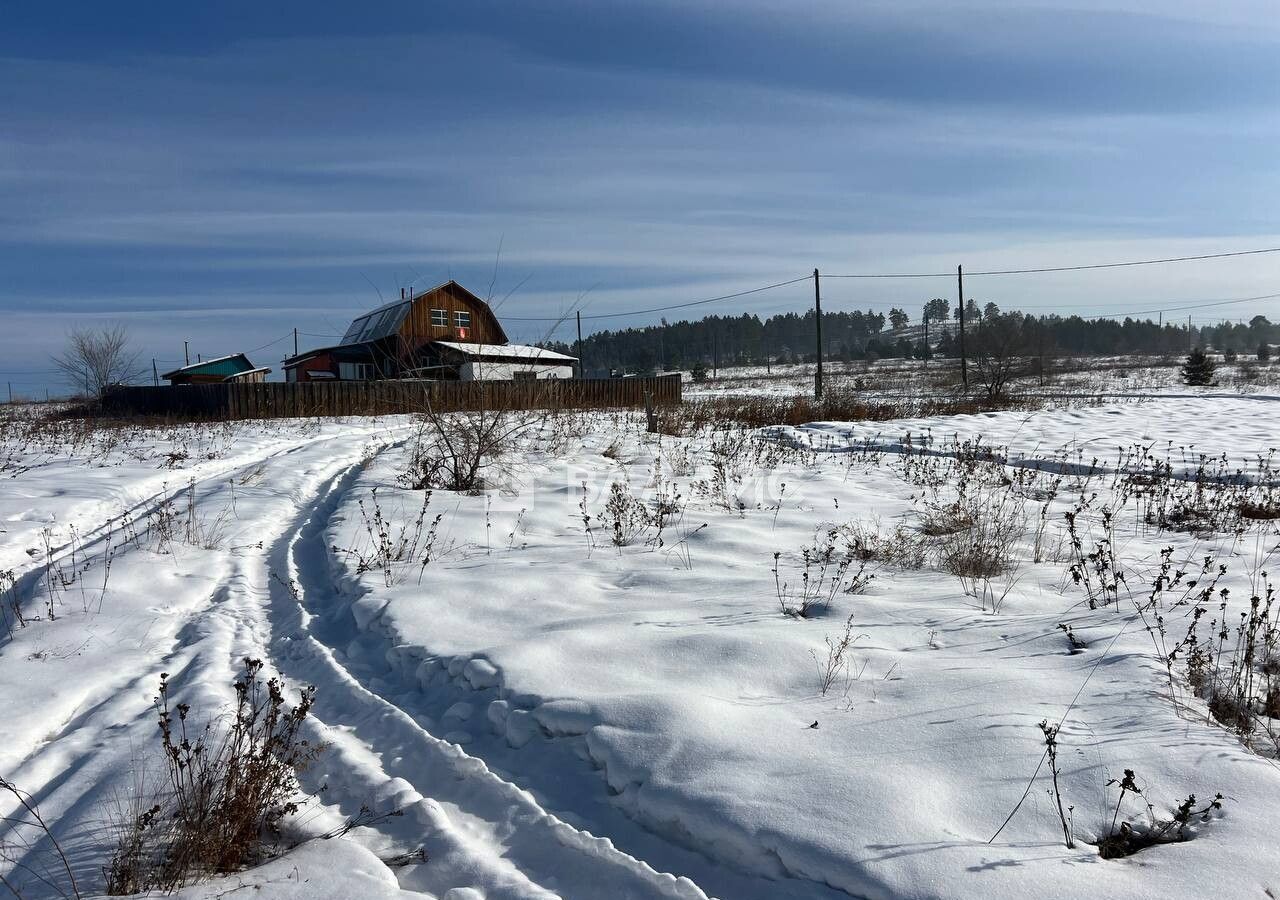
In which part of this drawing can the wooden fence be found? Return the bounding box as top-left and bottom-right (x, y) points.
(98, 375), (682, 420)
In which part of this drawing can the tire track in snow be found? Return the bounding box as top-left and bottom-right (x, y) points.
(264, 453), (875, 900)
(276, 487), (869, 897)
(1, 427), (376, 650)
(0, 427), (404, 772)
(263, 448), (866, 900)
(0, 429), (413, 897)
(235, 457), (711, 900)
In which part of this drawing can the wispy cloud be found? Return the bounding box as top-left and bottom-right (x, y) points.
(2, 3), (1278, 391)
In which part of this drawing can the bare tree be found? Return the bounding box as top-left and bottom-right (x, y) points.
(970, 312), (1028, 401)
(400, 398), (547, 492)
(52, 325), (145, 397)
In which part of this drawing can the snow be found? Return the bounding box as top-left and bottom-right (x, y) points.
(168, 838), (422, 900)
(434, 341), (577, 362)
(2, 394), (1279, 899)
(782, 394), (1280, 460)
(682, 356), (1280, 401)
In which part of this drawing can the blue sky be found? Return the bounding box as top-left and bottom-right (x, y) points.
(2, 1), (1279, 392)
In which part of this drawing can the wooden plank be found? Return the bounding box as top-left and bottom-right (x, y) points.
(91, 372), (682, 422)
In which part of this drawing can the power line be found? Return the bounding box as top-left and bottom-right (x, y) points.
(915, 289), (1280, 319)
(1084, 290), (1280, 321)
(499, 277), (808, 327)
(717, 286), (1280, 328)
(243, 333), (293, 355)
(498, 245), (1280, 324)
(822, 245), (1280, 279)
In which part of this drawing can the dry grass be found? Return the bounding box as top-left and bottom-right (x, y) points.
(656, 390), (1037, 434)
(838, 521), (929, 570)
(919, 501), (976, 537)
(105, 659), (321, 895)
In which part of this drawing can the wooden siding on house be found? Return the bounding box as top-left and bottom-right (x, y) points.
(398, 281), (507, 347)
(286, 351), (336, 382)
(283, 281), (511, 382)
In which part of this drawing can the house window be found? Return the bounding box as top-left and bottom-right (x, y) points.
(454, 310), (471, 329)
(338, 362), (376, 381)
(513, 371), (536, 382)
(431, 308), (447, 327)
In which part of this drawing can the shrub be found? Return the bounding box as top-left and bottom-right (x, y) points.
(840, 521), (928, 569)
(106, 659), (321, 894)
(813, 613), (865, 695)
(773, 528), (873, 618)
(1096, 769), (1222, 859)
(935, 492), (1023, 580)
(340, 489), (444, 587)
(919, 501), (974, 537)
(0, 569), (24, 637)
(605, 481), (651, 547)
(1173, 570), (1279, 748)
(399, 405), (541, 492)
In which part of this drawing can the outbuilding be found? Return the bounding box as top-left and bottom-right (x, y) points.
(162, 354), (270, 385)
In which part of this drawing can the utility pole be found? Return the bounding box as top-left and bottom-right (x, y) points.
(1188, 314), (1193, 351)
(6, 382), (11, 404)
(1037, 318), (1046, 387)
(923, 310), (929, 370)
(184, 340), (190, 366)
(813, 268), (824, 400)
(956, 266), (969, 389)
(293, 328), (298, 357)
(576, 311), (584, 378)
(152, 359), (159, 386)
(712, 326), (719, 378)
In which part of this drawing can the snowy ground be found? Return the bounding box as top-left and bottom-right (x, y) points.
(682, 355), (1280, 400)
(2, 396), (1278, 899)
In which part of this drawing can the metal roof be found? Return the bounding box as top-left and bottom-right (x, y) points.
(160, 353), (256, 379)
(340, 299), (412, 345)
(432, 341), (577, 362)
(282, 342), (377, 368)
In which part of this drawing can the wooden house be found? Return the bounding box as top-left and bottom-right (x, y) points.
(282, 280), (575, 382)
(163, 354), (270, 385)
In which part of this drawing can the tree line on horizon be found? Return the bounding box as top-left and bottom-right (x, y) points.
(544, 298), (1279, 375)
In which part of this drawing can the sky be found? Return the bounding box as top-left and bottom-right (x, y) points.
(2, 0), (1279, 394)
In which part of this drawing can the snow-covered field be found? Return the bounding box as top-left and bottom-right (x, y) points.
(683, 356), (1280, 401)
(2, 395), (1279, 899)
